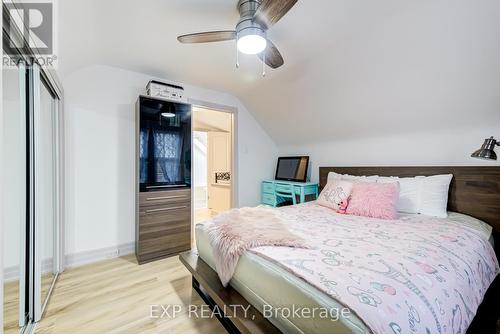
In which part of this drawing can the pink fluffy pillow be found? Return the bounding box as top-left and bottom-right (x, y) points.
(346, 182), (400, 220)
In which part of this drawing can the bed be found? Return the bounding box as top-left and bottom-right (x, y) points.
(182, 166), (500, 334)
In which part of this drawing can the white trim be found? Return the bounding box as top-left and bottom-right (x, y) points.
(54, 90), (64, 274)
(32, 63), (42, 321)
(17, 60), (27, 328)
(57, 96), (65, 273)
(64, 243), (135, 269)
(27, 57), (35, 326)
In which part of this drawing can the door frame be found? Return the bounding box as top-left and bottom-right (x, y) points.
(188, 99), (238, 209)
(31, 62), (63, 321)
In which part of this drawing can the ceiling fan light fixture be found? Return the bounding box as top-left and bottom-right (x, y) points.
(237, 29), (267, 55)
(178, 0), (296, 69)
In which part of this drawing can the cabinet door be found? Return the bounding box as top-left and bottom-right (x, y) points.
(138, 206), (191, 255)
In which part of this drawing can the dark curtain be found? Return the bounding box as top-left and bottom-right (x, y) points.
(140, 128), (183, 184)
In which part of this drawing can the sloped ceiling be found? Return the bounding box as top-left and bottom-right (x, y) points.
(59, 0), (500, 145)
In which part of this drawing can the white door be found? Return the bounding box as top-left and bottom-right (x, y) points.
(207, 132), (231, 212)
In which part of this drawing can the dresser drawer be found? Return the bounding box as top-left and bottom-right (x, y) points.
(262, 192), (276, 206)
(262, 182), (275, 194)
(275, 183), (297, 194)
(139, 233), (190, 258)
(139, 219), (190, 239)
(138, 205), (191, 258)
(139, 203), (190, 217)
(139, 205), (190, 228)
(139, 189), (190, 208)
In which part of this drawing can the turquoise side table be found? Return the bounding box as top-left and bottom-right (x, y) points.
(261, 180), (319, 207)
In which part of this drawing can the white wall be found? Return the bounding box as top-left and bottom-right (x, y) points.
(62, 65), (277, 256)
(280, 126), (500, 183)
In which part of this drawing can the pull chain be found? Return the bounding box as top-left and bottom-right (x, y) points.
(262, 51), (266, 77)
(236, 33), (240, 69)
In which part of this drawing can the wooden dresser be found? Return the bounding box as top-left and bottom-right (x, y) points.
(136, 188), (191, 264)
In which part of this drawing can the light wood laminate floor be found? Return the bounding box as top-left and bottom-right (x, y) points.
(34, 255), (226, 334)
(4, 273), (55, 334)
(3, 279), (20, 334)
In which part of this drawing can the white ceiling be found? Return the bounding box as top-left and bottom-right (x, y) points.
(58, 0), (500, 145)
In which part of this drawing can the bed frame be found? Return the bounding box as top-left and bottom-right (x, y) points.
(181, 166), (500, 334)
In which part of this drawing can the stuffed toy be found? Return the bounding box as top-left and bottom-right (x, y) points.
(336, 198), (349, 214)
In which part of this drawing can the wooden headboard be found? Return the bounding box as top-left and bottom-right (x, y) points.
(319, 166), (500, 232)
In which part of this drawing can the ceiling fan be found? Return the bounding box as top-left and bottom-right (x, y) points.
(177, 0), (298, 73)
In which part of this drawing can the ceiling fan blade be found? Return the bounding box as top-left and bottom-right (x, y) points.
(177, 31), (236, 44)
(258, 39), (284, 69)
(254, 0), (298, 28)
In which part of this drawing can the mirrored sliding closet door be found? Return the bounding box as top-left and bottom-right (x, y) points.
(2, 55), (28, 334)
(3, 9), (64, 331)
(32, 64), (61, 321)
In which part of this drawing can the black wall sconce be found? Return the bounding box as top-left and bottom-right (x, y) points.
(471, 136), (499, 160)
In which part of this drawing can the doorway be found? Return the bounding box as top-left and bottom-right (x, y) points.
(193, 107), (234, 227)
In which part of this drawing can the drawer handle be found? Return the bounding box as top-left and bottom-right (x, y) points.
(145, 205), (187, 214)
(146, 195), (188, 201)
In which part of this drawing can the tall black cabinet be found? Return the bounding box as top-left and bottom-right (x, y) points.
(135, 95), (192, 264)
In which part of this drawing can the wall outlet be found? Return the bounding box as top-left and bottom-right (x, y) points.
(106, 249), (119, 259)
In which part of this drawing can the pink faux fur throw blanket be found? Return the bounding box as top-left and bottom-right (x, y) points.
(206, 207), (310, 286)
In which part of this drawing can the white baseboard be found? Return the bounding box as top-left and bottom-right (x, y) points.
(64, 242), (135, 268)
(4, 266), (19, 282)
(3, 243), (135, 281)
(4, 259), (54, 282)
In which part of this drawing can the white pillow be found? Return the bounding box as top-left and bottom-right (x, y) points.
(378, 174), (453, 218)
(419, 174), (453, 218)
(398, 177), (423, 214)
(328, 172), (379, 183)
(317, 180), (354, 210)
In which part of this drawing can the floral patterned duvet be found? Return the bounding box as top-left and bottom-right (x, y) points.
(247, 202), (499, 334)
